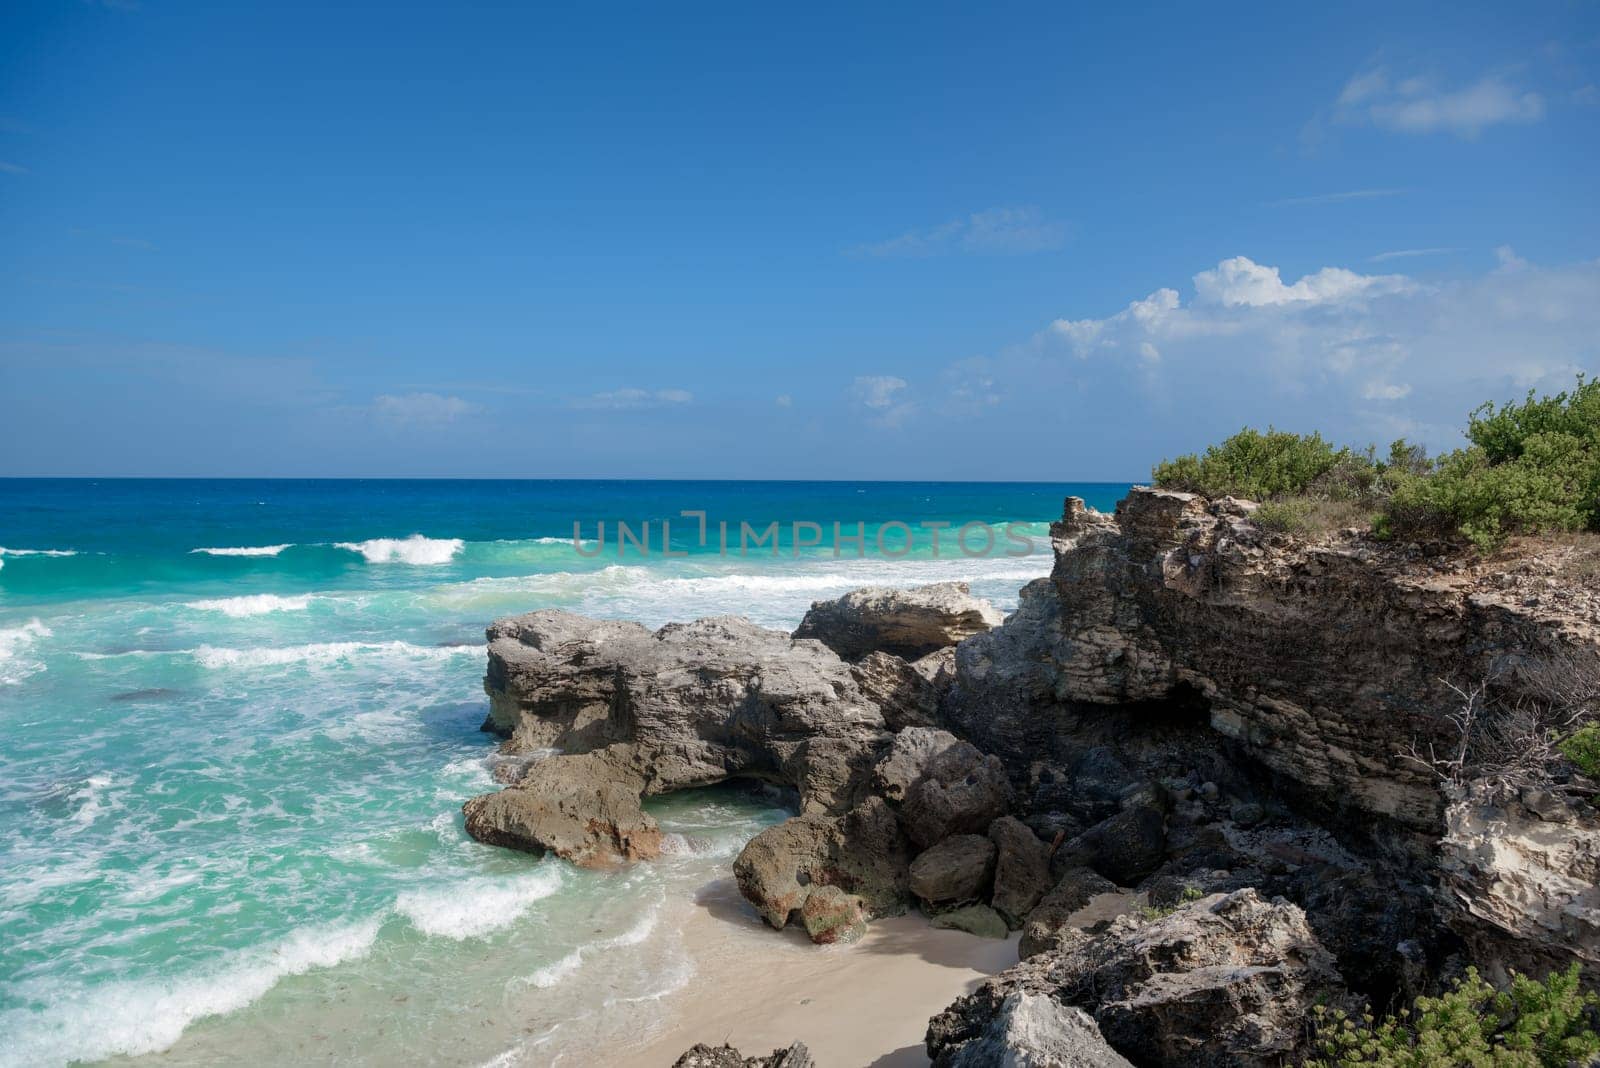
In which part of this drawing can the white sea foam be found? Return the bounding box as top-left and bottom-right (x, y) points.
(335, 535), (463, 565)
(524, 949), (586, 989)
(0, 619), (51, 685)
(191, 641), (480, 670)
(395, 867), (563, 940)
(0, 917), (382, 1066)
(185, 594), (315, 617)
(189, 544), (292, 557)
(70, 774), (118, 827)
(0, 546), (79, 557)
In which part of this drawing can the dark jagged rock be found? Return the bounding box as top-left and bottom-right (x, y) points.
(900, 740), (1013, 850)
(930, 992), (1133, 1068)
(793, 581), (1003, 661)
(672, 1042), (814, 1068)
(908, 834), (996, 906)
(930, 889), (1352, 1068)
(1019, 867), (1120, 959)
(987, 816), (1052, 929)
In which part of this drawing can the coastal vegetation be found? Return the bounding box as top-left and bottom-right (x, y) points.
(1309, 964), (1600, 1067)
(1153, 378), (1600, 551)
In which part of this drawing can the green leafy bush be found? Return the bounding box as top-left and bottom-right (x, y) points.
(1309, 964), (1599, 1067)
(1561, 724), (1600, 779)
(1152, 428), (1360, 500)
(1378, 380), (1600, 551)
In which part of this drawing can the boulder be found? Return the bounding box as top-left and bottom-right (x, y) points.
(672, 1043), (814, 1068)
(733, 796), (912, 938)
(988, 817), (1052, 929)
(1055, 796), (1166, 885)
(800, 885), (868, 944)
(850, 650), (949, 732)
(476, 610), (887, 814)
(930, 904), (1009, 940)
(460, 750), (662, 866)
(1019, 867), (1120, 958)
(909, 835), (997, 905)
(793, 581), (1004, 661)
(873, 727), (962, 805)
(936, 888), (1352, 1068)
(901, 740), (1013, 849)
(932, 992), (1134, 1068)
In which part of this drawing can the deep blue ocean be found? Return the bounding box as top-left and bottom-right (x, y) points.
(0, 479), (1128, 1067)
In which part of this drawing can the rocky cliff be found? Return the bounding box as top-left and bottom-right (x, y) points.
(469, 489), (1600, 1066)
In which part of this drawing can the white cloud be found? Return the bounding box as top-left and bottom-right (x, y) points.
(0, 161), (30, 175)
(1191, 256), (1413, 307)
(1370, 247), (1464, 263)
(849, 206), (1067, 258)
(851, 375), (907, 409)
(571, 388), (693, 410)
(775, 394), (792, 408)
(849, 375), (914, 428)
(1271, 189), (1405, 207)
(1334, 69), (1545, 137)
(951, 253), (1600, 463)
(370, 392), (478, 425)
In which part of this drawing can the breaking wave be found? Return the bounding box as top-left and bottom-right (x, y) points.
(334, 535), (463, 565)
(185, 594), (315, 617)
(189, 544), (292, 557)
(0, 917), (382, 1066)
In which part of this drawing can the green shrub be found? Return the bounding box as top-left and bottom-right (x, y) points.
(1153, 428), (1360, 500)
(1378, 382), (1600, 551)
(1561, 724), (1600, 779)
(1309, 964), (1599, 1067)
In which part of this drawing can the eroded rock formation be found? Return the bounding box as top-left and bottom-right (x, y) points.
(793, 581), (1004, 661)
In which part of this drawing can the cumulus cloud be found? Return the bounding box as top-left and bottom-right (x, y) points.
(370, 392), (478, 425)
(1334, 69), (1545, 137)
(849, 375), (914, 428)
(570, 387), (693, 410)
(943, 253), (1599, 467)
(1190, 256), (1414, 307)
(848, 206), (1067, 258)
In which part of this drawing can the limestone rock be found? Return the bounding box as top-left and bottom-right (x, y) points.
(733, 796), (912, 938)
(932, 992), (1134, 1068)
(478, 610), (887, 813)
(851, 650), (949, 732)
(934, 888), (1352, 1068)
(1019, 867), (1120, 959)
(930, 903), (1009, 939)
(800, 885), (868, 944)
(901, 740), (1013, 849)
(909, 834), (997, 906)
(672, 1042), (814, 1068)
(872, 727), (962, 805)
(460, 750), (662, 866)
(793, 581), (1004, 661)
(988, 816), (1052, 929)
(1438, 780), (1600, 983)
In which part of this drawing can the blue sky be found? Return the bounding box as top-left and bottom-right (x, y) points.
(1, 1), (1597, 479)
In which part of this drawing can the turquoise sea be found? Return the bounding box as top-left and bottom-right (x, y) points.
(0, 479), (1128, 1067)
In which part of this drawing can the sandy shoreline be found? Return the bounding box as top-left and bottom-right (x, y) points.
(598, 878), (1021, 1068)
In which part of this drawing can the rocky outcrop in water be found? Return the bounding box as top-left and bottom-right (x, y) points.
(793, 581), (1003, 661)
(469, 611), (890, 866)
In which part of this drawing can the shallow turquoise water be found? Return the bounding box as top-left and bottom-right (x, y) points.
(0, 479), (1126, 1067)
